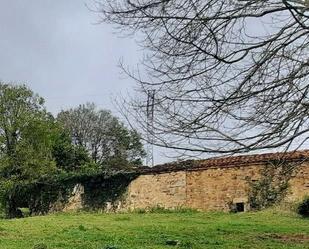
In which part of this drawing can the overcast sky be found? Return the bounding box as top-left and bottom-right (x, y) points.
(0, 0), (141, 114)
(0, 0), (174, 164)
(2, 1), (300, 165)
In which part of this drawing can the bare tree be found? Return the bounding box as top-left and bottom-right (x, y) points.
(95, 1), (309, 155)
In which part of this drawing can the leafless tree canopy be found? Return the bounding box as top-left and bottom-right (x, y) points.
(96, 1), (309, 155)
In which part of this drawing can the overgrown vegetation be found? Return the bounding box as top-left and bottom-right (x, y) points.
(0, 210), (308, 249)
(0, 169), (139, 218)
(0, 83), (145, 218)
(248, 160), (300, 210)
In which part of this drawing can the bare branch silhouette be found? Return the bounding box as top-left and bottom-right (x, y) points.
(96, 0), (309, 155)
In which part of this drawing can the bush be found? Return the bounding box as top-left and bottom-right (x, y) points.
(104, 246), (118, 249)
(248, 161), (296, 210)
(78, 224), (86, 231)
(33, 243), (48, 249)
(297, 196), (309, 217)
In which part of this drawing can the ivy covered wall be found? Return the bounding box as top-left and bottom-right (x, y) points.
(1, 171), (139, 218)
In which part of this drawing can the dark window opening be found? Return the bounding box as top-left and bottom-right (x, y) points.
(236, 202), (245, 212)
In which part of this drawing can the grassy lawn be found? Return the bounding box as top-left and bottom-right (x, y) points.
(0, 209), (308, 249)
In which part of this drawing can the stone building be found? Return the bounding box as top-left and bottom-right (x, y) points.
(64, 150), (309, 212)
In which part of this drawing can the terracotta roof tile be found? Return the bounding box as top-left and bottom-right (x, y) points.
(139, 150), (309, 174)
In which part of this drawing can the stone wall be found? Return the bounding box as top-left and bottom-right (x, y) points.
(63, 162), (309, 212)
(124, 171), (187, 210)
(185, 166), (257, 211)
(286, 164), (309, 202)
(186, 164), (309, 211)
(122, 163), (309, 211)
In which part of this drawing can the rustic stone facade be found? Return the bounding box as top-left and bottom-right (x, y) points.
(124, 164), (308, 211)
(64, 150), (309, 212)
(125, 171), (187, 210)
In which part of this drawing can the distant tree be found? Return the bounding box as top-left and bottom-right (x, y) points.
(57, 103), (145, 168)
(96, 0), (309, 155)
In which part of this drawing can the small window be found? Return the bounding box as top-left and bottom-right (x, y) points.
(236, 202), (245, 212)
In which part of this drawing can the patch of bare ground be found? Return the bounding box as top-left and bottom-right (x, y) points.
(258, 233), (309, 243)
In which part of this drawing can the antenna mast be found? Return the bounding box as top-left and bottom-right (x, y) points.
(146, 90), (155, 167)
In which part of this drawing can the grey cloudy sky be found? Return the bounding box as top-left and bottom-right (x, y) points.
(0, 0), (172, 164)
(0, 0), (141, 114)
(1, 2), (306, 164)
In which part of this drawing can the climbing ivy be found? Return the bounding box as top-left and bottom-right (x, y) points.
(248, 159), (301, 210)
(0, 170), (139, 218)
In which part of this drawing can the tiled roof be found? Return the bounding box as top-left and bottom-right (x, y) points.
(139, 150), (309, 174)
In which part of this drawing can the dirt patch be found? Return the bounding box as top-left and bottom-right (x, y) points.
(258, 233), (309, 243)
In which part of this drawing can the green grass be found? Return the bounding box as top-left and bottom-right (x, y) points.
(0, 209), (308, 249)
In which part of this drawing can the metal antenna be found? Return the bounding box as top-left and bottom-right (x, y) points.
(146, 90), (155, 167)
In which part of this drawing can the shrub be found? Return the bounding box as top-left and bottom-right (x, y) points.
(248, 161), (296, 210)
(78, 224), (86, 231)
(104, 246), (118, 249)
(33, 243), (48, 249)
(297, 196), (309, 217)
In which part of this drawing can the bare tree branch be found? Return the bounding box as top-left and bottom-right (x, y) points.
(96, 0), (309, 156)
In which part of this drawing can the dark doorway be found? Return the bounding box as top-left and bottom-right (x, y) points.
(236, 202), (245, 212)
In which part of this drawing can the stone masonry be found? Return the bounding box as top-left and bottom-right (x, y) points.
(65, 150), (309, 212)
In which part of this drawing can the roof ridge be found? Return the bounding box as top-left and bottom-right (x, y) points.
(139, 149), (309, 174)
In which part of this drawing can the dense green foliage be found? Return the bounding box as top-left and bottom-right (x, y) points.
(297, 196), (309, 218)
(0, 210), (308, 248)
(57, 103), (146, 169)
(51, 129), (90, 171)
(0, 83), (56, 180)
(0, 83), (59, 217)
(0, 83), (145, 218)
(0, 170), (138, 217)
